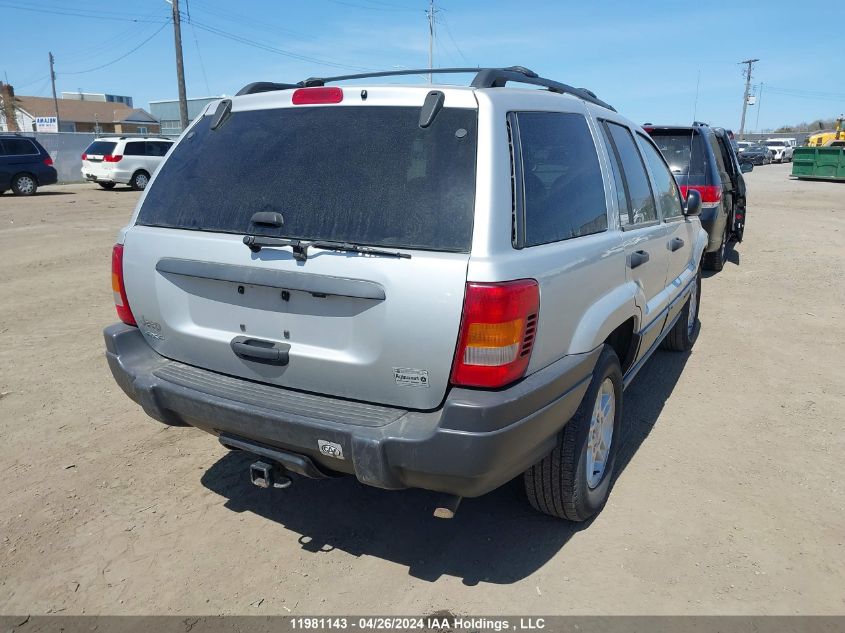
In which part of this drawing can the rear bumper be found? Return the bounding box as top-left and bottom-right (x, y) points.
(698, 205), (726, 251)
(104, 323), (598, 497)
(39, 167), (58, 186)
(81, 165), (130, 184)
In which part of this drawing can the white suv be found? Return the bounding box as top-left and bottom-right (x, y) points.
(81, 136), (173, 190)
(765, 138), (794, 163)
(104, 66), (707, 521)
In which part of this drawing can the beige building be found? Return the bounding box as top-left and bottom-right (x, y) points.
(2, 94), (160, 134)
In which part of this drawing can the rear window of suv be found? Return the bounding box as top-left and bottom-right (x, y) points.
(137, 105), (478, 252)
(648, 130), (705, 177)
(84, 141), (117, 155)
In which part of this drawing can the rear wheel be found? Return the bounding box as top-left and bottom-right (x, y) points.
(11, 173), (37, 196)
(661, 267), (701, 352)
(524, 346), (623, 521)
(130, 170), (150, 191)
(98, 182), (116, 190)
(704, 223), (727, 271)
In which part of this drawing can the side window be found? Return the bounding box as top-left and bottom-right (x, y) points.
(604, 122), (658, 226)
(516, 111), (607, 246)
(124, 142), (145, 156)
(3, 138), (39, 155)
(597, 123), (632, 226)
(638, 135), (684, 220)
(708, 134), (727, 176)
(151, 142), (172, 156)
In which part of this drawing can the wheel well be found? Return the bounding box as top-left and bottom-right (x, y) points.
(133, 169), (150, 178)
(13, 171), (37, 184)
(604, 317), (637, 374)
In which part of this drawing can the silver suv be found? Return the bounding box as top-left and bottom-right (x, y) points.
(105, 67), (706, 521)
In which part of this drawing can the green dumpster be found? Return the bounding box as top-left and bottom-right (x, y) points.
(792, 147), (845, 181)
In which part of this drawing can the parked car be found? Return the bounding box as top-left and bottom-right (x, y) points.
(104, 66), (707, 522)
(645, 122), (749, 269)
(765, 138), (794, 163)
(740, 144), (773, 165)
(736, 141), (754, 153)
(0, 133), (57, 196)
(81, 136), (174, 190)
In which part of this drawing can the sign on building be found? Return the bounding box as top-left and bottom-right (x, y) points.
(35, 116), (58, 132)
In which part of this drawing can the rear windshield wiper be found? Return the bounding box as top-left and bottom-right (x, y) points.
(243, 235), (411, 262)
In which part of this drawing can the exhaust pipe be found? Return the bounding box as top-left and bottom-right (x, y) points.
(433, 494), (462, 519)
(249, 460), (292, 490)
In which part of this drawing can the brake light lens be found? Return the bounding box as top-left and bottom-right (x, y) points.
(450, 280), (539, 388)
(680, 185), (721, 205)
(81, 153), (87, 160)
(292, 87), (343, 105)
(43, 156), (53, 166)
(111, 244), (136, 326)
(103, 154), (123, 162)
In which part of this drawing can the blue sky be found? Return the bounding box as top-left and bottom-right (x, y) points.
(2, 0), (842, 131)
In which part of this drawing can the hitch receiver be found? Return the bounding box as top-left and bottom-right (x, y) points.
(250, 460), (292, 489)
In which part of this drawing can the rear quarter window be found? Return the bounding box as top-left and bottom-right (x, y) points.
(515, 112), (607, 246)
(123, 142), (145, 156)
(2, 138), (40, 155)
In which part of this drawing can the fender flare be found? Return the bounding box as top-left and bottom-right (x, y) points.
(568, 281), (641, 355)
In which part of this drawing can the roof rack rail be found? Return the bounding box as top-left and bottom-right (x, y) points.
(236, 66), (615, 111)
(236, 81), (299, 96)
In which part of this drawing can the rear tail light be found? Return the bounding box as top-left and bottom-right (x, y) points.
(103, 154), (123, 163)
(81, 153), (87, 160)
(450, 280), (540, 388)
(43, 157), (53, 166)
(292, 87), (343, 105)
(111, 244), (136, 326)
(680, 185), (721, 207)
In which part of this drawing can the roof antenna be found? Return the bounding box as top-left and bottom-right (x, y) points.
(692, 69), (701, 122)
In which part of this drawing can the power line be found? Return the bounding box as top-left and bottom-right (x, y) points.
(0, 2), (167, 23)
(188, 18), (375, 71)
(58, 22), (170, 75)
(438, 15), (469, 65)
(325, 0), (417, 11)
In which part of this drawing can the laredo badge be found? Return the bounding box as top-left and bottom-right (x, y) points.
(393, 367), (430, 388)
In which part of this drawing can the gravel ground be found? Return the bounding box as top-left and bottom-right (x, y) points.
(0, 163), (843, 616)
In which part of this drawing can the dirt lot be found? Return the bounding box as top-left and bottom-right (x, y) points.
(0, 164), (843, 616)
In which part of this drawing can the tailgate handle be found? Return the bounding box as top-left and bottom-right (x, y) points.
(250, 211), (284, 228)
(230, 336), (290, 365)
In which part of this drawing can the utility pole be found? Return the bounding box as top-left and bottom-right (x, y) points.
(738, 58), (758, 140)
(171, 0), (189, 130)
(49, 52), (60, 131)
(426, 0), (436, 83)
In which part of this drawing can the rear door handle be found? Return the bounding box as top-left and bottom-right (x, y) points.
(628, 250), (650, 269)
(230, 336), (290, 365)
(669, 237), (685, 252)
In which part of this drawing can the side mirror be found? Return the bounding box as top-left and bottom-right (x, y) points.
(684, 189), (702, 216)
(740, 162), (753, 173)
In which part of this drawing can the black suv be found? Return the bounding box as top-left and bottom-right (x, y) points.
(645, 123), (749, 271)
(0, 134), (58, 196)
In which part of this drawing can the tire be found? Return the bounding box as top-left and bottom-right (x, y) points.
(661, 267), (701, 352)
(130, 170), (150, 191)
(704, 223), (727, 272)
(98, 182), (116, 190)
(11, 173), (37, 196)
(524, 345), (623, 522)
